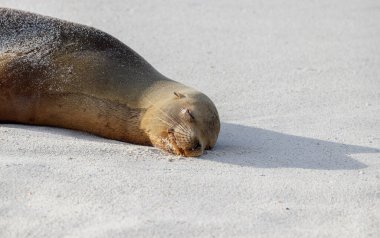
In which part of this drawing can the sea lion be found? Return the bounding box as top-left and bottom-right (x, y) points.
(0, 8), (220, 157)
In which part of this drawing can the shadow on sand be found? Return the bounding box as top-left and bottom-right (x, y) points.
(203, 123), (379, 170)
(2, 123), (379, 170)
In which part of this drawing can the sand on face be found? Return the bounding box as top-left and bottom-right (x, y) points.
(1, 0), (380, 237)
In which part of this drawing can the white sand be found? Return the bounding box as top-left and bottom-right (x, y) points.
(1, 0), (380, 237)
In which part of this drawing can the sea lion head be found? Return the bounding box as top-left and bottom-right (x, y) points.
(142, 91), (220, 157)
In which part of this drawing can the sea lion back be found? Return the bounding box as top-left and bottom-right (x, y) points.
(0, 8), (148, 69)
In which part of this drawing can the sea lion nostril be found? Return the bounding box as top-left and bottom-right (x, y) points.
(192, 141), (202, 151)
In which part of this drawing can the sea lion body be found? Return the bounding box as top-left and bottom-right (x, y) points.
(0, 8), (220, 157)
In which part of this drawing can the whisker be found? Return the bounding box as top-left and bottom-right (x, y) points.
(143, 95), (191, 134)
(156, 117), (174, 127)
(143, 116), (190, 138)
(144, 96), (179, 126)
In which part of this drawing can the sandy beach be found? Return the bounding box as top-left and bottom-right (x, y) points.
(1, 0), (379, 237)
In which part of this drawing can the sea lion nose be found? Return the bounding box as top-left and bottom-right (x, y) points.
(192, 141), (202, 151)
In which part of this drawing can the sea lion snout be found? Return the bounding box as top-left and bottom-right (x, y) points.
(143, 92), (220, 157)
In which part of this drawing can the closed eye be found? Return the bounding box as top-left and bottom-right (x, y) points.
(181, 108), (195, 122)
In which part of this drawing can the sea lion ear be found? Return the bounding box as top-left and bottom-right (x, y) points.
(181, 108), (195, 122)
(174, 92), (185, 99)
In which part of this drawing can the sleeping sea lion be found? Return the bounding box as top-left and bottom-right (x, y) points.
(0, 8), (220, 157)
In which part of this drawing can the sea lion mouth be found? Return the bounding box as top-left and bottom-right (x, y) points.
(166, 132), (186, 156)
(166, 132), (203, 157)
